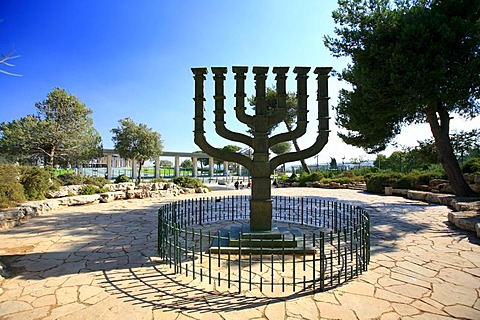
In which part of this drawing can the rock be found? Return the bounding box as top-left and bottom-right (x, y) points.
(61, 195), (100, 206)
(104, 182), (135, 191)
(392, 189), (408, 196)
(406, 190), (428, 201)
(384, 186), (393, 196)
(195, 187), (209, 193)
(99, 191), (125, 203)
(46, 185), (83, 198)
(448, 211), (480, 232)
(430, 179), (450, 188)
(474, 174), (480, 184)
(438, 183), (453, 194)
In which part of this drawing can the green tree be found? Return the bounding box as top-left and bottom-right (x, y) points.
(221, 145), (241, 172)
(270, 141), (292, 173)
(0, 88), (103, 166)
(325, 0), (480, 196)
(111, 118), (163, 184)
(248, 87), (311, 173)
(193, 150), (209, 174)
(159, 160), (173, 167)
(181, 159), (193, 168)
(329, 157), (338, 170)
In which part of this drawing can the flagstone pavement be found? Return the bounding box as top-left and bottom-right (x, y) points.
(0, 188), (479, 320)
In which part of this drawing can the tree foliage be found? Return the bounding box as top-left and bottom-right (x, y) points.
(181, 159), (193, 168)
(270, 141), (292, 155)
(270, 141), (292, 173)
(248, 87), (311, 173)
(325, 0), (480, 196)
(111, 118), (163, 184)
(0, 88), (103, 166)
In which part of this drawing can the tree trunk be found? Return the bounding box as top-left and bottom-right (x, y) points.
(137, 161), (143, 185)
(47, 145), (55, 166)
(284, 122), (311, 174)
(425, 103), (476, 197)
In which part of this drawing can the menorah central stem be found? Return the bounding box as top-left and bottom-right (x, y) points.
(250, 134), (272, 231)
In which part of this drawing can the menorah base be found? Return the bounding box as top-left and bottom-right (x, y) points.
(249, 199), (273, 231)
(209, 224), (317, 255)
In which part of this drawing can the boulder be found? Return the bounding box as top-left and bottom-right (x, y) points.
(448, 211), (480, 233)
(406, 190), (428, 201)
(99, 191), (125, 203)
(46, 185), (83, 198)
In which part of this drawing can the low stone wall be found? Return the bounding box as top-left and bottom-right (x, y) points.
(0, 182), (209, 231)
(391, 188), (480, 238)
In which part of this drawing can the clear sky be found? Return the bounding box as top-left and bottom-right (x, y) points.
(1, 0), (478, 166)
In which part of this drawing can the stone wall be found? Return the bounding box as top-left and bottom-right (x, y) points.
(0, 182), (209, 231)
(391, 188), (480, 238)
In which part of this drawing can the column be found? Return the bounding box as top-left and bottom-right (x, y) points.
(209, 157), (214, 177)
(175, 156), (180, 177)
(106, 153), (113, 180)
(192, 156), (198, 177)
(155, 155), (160, 179)
(223, 161), (229, 176)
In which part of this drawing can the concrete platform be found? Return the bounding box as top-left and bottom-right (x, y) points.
(1, 188), (479, 319)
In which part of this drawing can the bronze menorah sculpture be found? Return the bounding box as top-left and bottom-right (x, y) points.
(192, 66), (331, 231)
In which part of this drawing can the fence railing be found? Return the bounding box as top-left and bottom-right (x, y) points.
(158, 195), (370, 295)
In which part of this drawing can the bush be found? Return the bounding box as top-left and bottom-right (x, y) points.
(462, 157), (480, 174)
(114, 174), (131, 183)
(20, 166), (59, 200)
(172, 176), (205, 189)
(56, 172), (85, 186)
(287, 172), (298, 182)
(83, 176), (109, 187)
(299, 172), (324, 183)
(366, 172), (412, 194)
(0, 164), (26, 208)
(406, 169), (446, 186)
(78, 185), (108, 195)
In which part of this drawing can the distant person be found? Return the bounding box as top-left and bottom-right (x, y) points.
(247, 181), (252, 188)
(234, 181), (239, 190)
(239, 181), (244, 189)
(272, 178), (277, 187)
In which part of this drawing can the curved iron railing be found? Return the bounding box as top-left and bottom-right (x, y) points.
(158, 195), (370, 294)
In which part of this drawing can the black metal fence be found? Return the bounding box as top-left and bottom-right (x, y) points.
(158, 195), (370, 295)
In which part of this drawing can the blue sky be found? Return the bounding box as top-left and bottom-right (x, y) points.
(1, 0), (478, 165)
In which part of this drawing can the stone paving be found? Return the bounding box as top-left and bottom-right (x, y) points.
(0, 188), (479, 319)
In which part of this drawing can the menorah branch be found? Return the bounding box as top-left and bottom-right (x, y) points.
(233, 66), (254, 128)
(211, 67), (253, 147)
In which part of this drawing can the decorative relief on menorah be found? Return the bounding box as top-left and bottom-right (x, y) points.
(192, 66), (332, 231)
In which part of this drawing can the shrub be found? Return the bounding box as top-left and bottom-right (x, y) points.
(0, 164), (26, 208)
(78, 185), (97, 195)
(462, 157), (480, 174)
(287, 172), (298, 182)
(114, 174), (131, 183)
(366, 172), (412, 194)
(406, 169), (446, 186)
(83, 176), (109, 187)
(56, 172), (85, 186)
(78, 185), (108, 195)
(150, 178), (167, 183)
(20, 166), (59, 200)
(172, 176), (205, 189)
